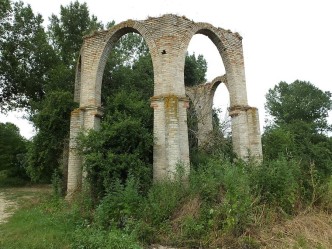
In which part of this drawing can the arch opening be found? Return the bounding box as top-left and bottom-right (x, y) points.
(87, 31), (155, 193)
(185, 34), (231, 157)
(212, 80), (231, 137)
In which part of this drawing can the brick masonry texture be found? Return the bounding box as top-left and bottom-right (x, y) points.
(66, 14), (262, 197)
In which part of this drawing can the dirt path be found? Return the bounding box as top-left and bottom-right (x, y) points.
(0, 191), (17, 224)
(0, 186), (51, 224)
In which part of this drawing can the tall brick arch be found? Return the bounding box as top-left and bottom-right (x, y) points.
(67, 14), (262, 197)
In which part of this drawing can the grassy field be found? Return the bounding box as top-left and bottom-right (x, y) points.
(0, 186), (75, 249)
(0, 183), (331, 249)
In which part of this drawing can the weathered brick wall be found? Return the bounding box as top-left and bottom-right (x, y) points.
(186, 75), (228, 147)
(67, 109), (82, 197)
(66, 14), (262, 196)
(246, 107), (263, 159)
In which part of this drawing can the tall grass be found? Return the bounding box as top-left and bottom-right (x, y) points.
(1, 155), (331, 248)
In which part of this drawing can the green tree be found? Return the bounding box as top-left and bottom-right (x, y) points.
(0, 122), (28, 182)
(0, 1), (56, 111)
(265, 80), (332, 131)
(26, 91), (77, 182)
(0, 0), (11, 35)
(48, 0), (103, 69)
(184, 52), (207, 86)
(263, 80), (332, 179)
(25, 1), (103, 182)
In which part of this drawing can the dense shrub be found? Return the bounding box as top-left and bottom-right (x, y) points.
(251, 158), (301, 213)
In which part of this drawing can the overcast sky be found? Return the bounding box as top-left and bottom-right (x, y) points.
(1, 0), (331, 139)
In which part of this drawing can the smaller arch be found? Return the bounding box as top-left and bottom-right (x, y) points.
(210, 74), (228, 100)
(185, 75), (228, 149)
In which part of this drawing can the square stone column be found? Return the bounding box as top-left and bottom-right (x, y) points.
(151, 94), (190, 181)
(66, 106), (103, 198)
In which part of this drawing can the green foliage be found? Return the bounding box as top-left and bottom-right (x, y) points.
(0, 0), (104, 183)
(51, 168), (64, 197)
(102, 52), (154, 104)
(184, 52), (207, 86)
(262, 125), (296, 160)
(263, 127), (332, 186)
(186, 99), (199, 157)
(94, 178), (142, 229)
(0, 0), (11, 33)
(319, 176), (332, 211)
(26, 91), (77, 182)
(0, 122), (28, 184)
(0, 1), (57, 111)
(48, 0), (103, 68)
(265, 80), (332, 131)
(252, 158), (301, 213)
(79, 89), (153, 196)
(263, 80), (332, 185)
(89, 157), (256, 244)
(2, 155), (331, 248)
(72, 228), (142, 249)
(218, 162), (253, 234)
(188, 104), (235, 167)
(189, 158), (253, 236)
(142, 179), (187, 226)
(107, 33), (149, 68)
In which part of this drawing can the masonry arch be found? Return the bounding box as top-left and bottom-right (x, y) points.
(79, 21), (157, 108)
(185, 75), (229, 148)
(185, 25), (248, 107)
(182, 23), (262, 159)
(210, 75), (229, 97)
(67, 21), (158, 195)
(67, 15), (262, 198)
(210, 75), (231, 135)
(185, 31), (225, 150)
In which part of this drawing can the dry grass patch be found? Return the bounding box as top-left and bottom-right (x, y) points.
(257, 211), (332, 249)
(171, 195), (201, 229)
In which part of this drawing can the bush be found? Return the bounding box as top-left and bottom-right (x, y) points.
(252, 158), (301, 213)
(94, 177), (142, 229)
(78, 89), (153, 199)
(72, 227), (142, 249)
(141, 179), (187, 226)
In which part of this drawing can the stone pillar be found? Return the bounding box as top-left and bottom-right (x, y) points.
(66, 106), (102, 198)
(224, 40), (252, 159)
(229, 105), (262, 160)
(151, 94), (190, 181)
(67, 109), (82, 197)
(229, 106), (251, 159)
(246, 107), (263, 159)
(186, 85), (214, 148)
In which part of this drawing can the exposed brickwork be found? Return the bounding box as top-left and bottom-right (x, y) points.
(66, 109), (82, 198)
(186, 74), (261, 157)
(185, 75), (228, 147)
(66, 14), (262, 197)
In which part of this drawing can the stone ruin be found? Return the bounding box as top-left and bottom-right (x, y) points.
(66, 14), (262, 197)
